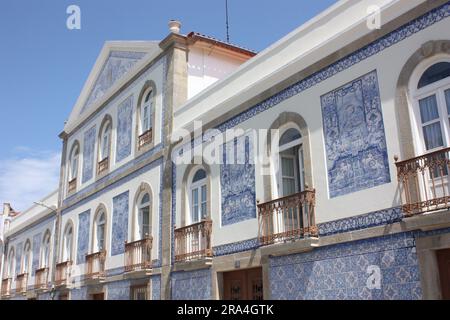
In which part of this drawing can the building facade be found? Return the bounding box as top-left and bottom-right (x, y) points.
(1, 0), (450, 300)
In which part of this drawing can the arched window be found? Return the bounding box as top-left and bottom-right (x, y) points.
(413, 61), (450, 152)
(69, 143), (80, 181)
(22, 241), (31, 275)
(189, 168), (208, 224)
(137, 193), (151, 239)
(94, 211), (106, 252)
(140, 90), (153, 135)
(40, 231), (51, 268)
(6, 248), (15, 279)
(278, 127), (305, 197)
(99, 118), (112, 162)
(62, 223), (74, 262)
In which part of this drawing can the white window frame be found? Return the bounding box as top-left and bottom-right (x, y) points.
(141, 89), (153, 134)
(409, 56), (450, 155)
(94, 212), (106, 252)
(69, 144), (79, 181)
(189, 168), (208, 225)
(99, 121), (112, 162)
(7, 249), (15, 279)
(40, 232), (51, 269)
(276, 125), (305, 198)
(62, 224), (73, 262)
(22, 241), (31, 275)
(137, 193), (151, 240)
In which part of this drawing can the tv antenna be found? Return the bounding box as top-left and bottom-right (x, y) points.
(225, 0), (230, 43)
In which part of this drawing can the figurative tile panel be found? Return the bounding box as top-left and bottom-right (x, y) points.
(107, 280), (131, 300)
(15, 242), (23, 275)
(111, 191), (129, 256)
(269, 232), (422, 300)
(81, 51), (146, 114)
(152, 274), (161, 300)
(321, 71), (390, 198)
(71, 287), (88, 300)
(32, 233), (41, 275)
(76, 210), (91, 264)
(116, 95), (134, 163)
(82, 126), (96, 184)
(220, 136), (256, 226)
(171, 268), (212, 300)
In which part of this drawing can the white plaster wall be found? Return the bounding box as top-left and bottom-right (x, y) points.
(61, 163), (161, 282)
(64, 59), (165, 198)
(187, 46), (244, 99)
(173, 10), (450, 247)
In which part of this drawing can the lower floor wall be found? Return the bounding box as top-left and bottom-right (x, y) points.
(170, 268), (212, 300)
(269, 232), (422, 300)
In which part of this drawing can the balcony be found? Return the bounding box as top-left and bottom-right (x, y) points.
(97, 157), (109, 176)
(125, 236), (153, 273)
(34, 268), (49, 291)
(1, 278), (12, 298)
(85, 251), (106, 281)
(55, 261), (72, 287)
(174, 219), (213, 263)
(257, 189), (318, 247)
(68, 178), (77, 194)
(138, 129), (153, 150)
(395, 147), (450, 217)
(16, 273), (28, 295)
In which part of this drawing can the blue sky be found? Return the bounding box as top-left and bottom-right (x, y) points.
(0, 0), (336, 210)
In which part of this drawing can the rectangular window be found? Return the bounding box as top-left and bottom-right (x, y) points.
(445, 89), (450, 115)
(419, 95), (444, 150)
(419, 95), (440, 123)
(143, 106), (149, 131)
(281, 157), (296, 196)
(142, 207), (150, 237)
(201, 185), (207, 219)
(192, 189), (199, 223)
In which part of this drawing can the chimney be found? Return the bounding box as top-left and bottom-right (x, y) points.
(2, 203), (11, 217)
(168, 20), (181, 34)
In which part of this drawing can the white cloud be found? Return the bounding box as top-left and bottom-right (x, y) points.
(0, 150), (61, 212)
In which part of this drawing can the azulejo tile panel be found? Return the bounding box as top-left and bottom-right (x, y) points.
(71, 287), (88, 300)
(321, 70), (390, 198)
(269, 232), (422, 300)
(32, 233), (41, 276)
(116, 95), (134, 163)
(220, 136), (256, 226)
(76, 210), (91, 264)
(152, 274), (161, 300)
(82, 126), (97, 184)
(81, 51), (147, 115)
(111, 191), (129, 256)
(107, 280), (131, 300)
(171, 268), (212, 300)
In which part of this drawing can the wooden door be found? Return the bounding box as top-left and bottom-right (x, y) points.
(223, 268), (263, 300)
(437, 249), (450, 300)
(91, 293), (105, 300)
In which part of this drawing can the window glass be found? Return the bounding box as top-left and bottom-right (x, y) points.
(419, 95), (440, 123)
(192, 189), (199, 222)
(418, 62), (450, 89)
(280, 128), (301, 146)
(201, 185), (207, 219)
(445, 89), (450, 116)
(423, 123), (444, 150)
(192, 169), (207, 183)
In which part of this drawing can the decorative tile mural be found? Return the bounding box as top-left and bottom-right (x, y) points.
(171, 268), (212, 300)
(111, 191), (129, 256)
(32, 233), (41, 276)
(269, 232), (422, 300)
(82, 126), (96, 184)
(81, 51), (147, 114)
(71, 287), (88, 300)
(116, 95), (134, 163)
(220, 136), (256, 226)
(321, 71), (390, 198)
(108, 280), (131, 300)
(152, 274), (161, 300)
(77, 210), (91, 264)
(15, 242), (22, 275)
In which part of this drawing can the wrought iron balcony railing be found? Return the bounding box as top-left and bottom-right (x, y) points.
(125, 236), (153, 272)
(85, 251), (106, 280)
(174, 219), (212, 263)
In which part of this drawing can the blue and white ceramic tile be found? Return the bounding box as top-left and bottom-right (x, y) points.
(81, 51), (147, 115)
(171, 268), (212, 300)
(32, 233), (41, 275)
(116, 95), (133, 163)
(152, 274), (161, 300)
(220, 136), (256, 226)
(321, 71), (390, 198)
(111, 191), (129, 256)
(269, 232), (422, 300)
(71, 287), (88, 300)
(108, 280), (131, 300)
(82, 126), (96, 183)
(76, 210), (91, 264)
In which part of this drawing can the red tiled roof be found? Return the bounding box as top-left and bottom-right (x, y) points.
(187, 32), (257, 57)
